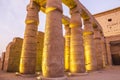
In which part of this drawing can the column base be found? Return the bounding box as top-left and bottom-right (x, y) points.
(67, 72), (88, 76)
(16, 73), (36, 77)
(41, 76), (67, 80)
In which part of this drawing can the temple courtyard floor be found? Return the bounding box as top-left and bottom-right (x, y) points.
(0, 66), (120, 80)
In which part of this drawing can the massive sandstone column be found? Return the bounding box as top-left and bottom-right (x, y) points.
(64, 23), (71, 71)
(83, 20), (97, 71)
(101, 36), (108, 66)
(94, 29), (103, 69)
(19, 1), (40, 74)
(69, 7), (85, 73)
(42, 0), (66, 79)
(36, 31), (44, 71)
(106, 42), (112, 65)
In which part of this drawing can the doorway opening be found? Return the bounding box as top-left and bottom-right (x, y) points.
(110, 41), (120, 65)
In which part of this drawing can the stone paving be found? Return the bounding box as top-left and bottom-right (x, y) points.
(0, 66), (120, 80)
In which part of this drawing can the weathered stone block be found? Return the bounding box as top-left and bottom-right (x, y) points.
(3, 37), (23, 72)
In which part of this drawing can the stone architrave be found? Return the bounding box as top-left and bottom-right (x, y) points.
(83, 20), (97, 71)
(42, 0), (67, 79)
(3, 38), (23, 72)
(94, 29), (103, 69)
(69, 7), (85, 73)
(36, 31), (44, 72)
(19, 1), (40, 74)
(64, 24), (71, 71)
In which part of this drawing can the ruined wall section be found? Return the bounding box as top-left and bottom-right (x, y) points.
(3, 37), (23, 72)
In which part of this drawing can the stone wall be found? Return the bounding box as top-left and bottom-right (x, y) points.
(3, 37), (23, 72)
(2, 31), (44, 72)
(94, 7), (120, 37)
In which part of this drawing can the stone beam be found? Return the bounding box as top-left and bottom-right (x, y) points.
(34, 0), (104, 35)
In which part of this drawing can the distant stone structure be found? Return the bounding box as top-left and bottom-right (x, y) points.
(3, 37), (23, 72)
(0, 52), (6, 70)
(94, 7), (120, 65)
(0, 31), (44, 72)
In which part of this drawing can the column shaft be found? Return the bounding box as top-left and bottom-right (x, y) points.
(64, 25), (71, 71)
(94, 30), (103, 69)
(106, 43), (112, 65)
(83, 20), (97, 71)
(19, 1), (40, 74)
(70, 8), (85, 73)
(101, 37), (108, 66)
(42, 0), (65, 78)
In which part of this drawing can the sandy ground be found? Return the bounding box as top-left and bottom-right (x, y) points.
(0, 66), (120, 80)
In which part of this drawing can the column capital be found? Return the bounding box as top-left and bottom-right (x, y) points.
(45, 0), (63, 13)
(70, 6), (79, 15)
(27, 1), (40, 11)
(83, 31), (93, 36)
(70, 11), (82, 28)
(94, 30), (101, 39)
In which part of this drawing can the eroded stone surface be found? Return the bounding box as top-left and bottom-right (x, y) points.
(36, 31), (44, 71)
(70, 7), (85, 73)
(42, 0), (64, 78)
(19, 1), (40, 74)
(3, 37), (23, 72)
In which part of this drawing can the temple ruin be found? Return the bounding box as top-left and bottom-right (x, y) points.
(1, 0), (120, 80)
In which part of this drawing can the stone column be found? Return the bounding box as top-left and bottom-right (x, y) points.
(64, 24), (71, 72)
(42, 0), (67, 79)
(106, 42), (112, 65)
(101, 37), (108, 66)
(94, 29), (103, 69)
(19, 1), (40, 74)
(83, 20), (97, 71)
(69, 7), (85, 73)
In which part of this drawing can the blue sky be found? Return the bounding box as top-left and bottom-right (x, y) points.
(0, 0), (120, 55)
